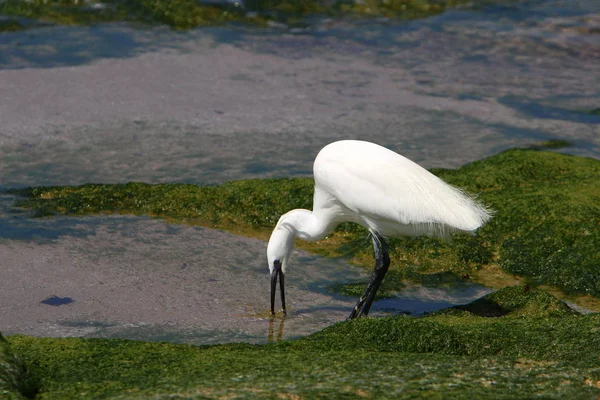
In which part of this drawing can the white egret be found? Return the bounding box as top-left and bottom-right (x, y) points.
(267, 140), (491, 319)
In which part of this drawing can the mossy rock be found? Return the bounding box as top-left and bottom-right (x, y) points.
(0, 333), (37, 399)
(296, 286), (595, 362)
(416, 149), (600, 297)
(0, 0), (521, 30)
(6, 286), (600, 398)
(12, 178), (314, 229)
(432, 285), (580, 318)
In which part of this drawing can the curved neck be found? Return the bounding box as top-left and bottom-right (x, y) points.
(278, 209), (334, 242)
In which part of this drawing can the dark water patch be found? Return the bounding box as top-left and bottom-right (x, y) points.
(0, 24), (148, 69)
(0, 193), (158, 243)
(489, 122), (598, 156)
(0, 194), (93, 242)
(373, 284), (494, 316)
(0, 16), (25, 32)
(40, 296), (74, 306)
(499, 96), (600, 124)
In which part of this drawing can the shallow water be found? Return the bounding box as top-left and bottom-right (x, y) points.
(0, 194), (493, 344)
(0, 0), (598, 343)
(0, 0), (598, 188)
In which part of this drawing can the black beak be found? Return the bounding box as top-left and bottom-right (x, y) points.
(270, 260), (286, 316)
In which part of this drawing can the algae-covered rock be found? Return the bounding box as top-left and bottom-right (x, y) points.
(434, 285), (581, 318)
(6, 298), (600, 399)
(402, 149), (600, 297)
(462, 150), (599, 297)
(296, 285), (599, 365)
(0, 333), (36, 399)
(0, 0), (514, 30)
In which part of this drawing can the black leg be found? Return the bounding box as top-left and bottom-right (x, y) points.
(347, 231), (390, 319)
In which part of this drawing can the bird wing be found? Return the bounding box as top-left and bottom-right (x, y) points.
(313, 141), (490, 236)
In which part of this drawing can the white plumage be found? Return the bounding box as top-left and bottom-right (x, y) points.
(312, 140), (490, 237)
(267, 140), (491, 318)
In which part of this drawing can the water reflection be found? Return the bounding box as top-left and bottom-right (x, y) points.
(267, 316), (285, 343)
(375, 284), (494, 316)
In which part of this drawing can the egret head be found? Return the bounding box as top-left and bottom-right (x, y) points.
(267, 218), (297, 316)
(267, 226), (295, 274)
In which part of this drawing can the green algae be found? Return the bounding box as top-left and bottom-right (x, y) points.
(5, 336), (592, 399)
(435, 149), (600, 298)
(0, 334), (37, 399)
(298, 286), (596, 357)
(3, 286), (600, 398)
(12, 178), (314, 229)
(10, 148), (600, 302)
(337, 0), (459, 19)
(0, 0), (124, 26)
(434, 285), (580, 318)
(0, 0), (519, 30)
(0, 0), (262, 29)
